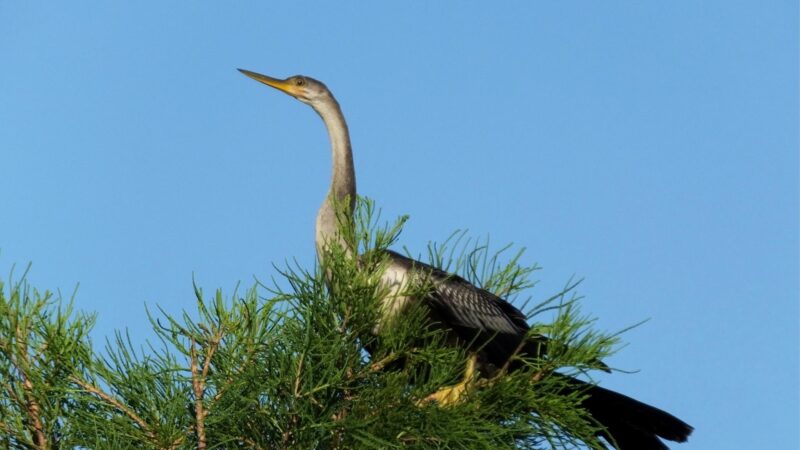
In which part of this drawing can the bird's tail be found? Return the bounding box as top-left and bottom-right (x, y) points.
(559, 375), (693, 450)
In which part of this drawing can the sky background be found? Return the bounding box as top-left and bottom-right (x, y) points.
(1, 2), (797, 448)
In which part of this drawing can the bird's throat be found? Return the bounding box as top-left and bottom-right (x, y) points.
(314, 96), (356, 258)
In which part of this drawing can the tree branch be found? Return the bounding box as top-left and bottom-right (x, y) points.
(70, 376), (156, 442)
(15, 324), (47, 450)
(190, 339), (207, 450)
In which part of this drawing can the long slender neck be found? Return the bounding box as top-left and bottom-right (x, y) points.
(313, 97), (356, 258)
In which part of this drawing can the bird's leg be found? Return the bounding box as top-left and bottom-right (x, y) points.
(418, 353), (478, 407)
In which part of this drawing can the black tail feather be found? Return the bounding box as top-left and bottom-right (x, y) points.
(560, 376), (693, 450)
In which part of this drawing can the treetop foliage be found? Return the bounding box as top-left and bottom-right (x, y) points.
(0, 199), (622, 449)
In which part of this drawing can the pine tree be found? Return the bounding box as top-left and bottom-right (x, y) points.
(0, 201), (624, 449)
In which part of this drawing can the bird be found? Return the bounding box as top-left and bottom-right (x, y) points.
(238, 68), (693, 450)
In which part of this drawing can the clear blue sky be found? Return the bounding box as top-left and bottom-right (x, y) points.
(1, 2), (797, 448)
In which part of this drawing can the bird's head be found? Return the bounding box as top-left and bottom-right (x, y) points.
(238, 69), (332, 107)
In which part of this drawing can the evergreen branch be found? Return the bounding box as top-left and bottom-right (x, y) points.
(2, 379), (23, 407)
(189, 339), (207, 450)
(368, 352), (399, 373)
(14, 324), (47, 450)
(293, 350), (305, 398)
(0, 419), (39, 450)
(70, 376), (156, 442)
(189, 320), (223, 450)
(0, 419), (11, 435)
(238, 436), (265, 450)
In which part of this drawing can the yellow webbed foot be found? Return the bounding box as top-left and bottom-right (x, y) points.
(418, 380), (470, 406)
(417, 353), (478, 407)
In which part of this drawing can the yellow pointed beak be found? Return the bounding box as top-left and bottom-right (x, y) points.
(238, 68), (300, 97)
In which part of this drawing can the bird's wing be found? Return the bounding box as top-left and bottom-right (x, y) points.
(383, 250), (529, 337)
(381, 250), (609, 372)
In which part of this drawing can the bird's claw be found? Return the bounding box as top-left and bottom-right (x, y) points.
(416, 380), (470, 407)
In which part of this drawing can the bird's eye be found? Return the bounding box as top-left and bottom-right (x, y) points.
(295, 78), (305, 86)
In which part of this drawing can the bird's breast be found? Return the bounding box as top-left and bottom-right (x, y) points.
(372, 261), (415, 334)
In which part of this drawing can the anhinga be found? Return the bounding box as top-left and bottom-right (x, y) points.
(238, 68), (693, 450)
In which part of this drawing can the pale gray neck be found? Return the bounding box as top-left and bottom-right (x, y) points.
(312, 97), (356, 257)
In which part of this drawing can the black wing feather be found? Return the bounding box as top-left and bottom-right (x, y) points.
(383, 250), (536, 368)
(383, 250), (528, 336)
